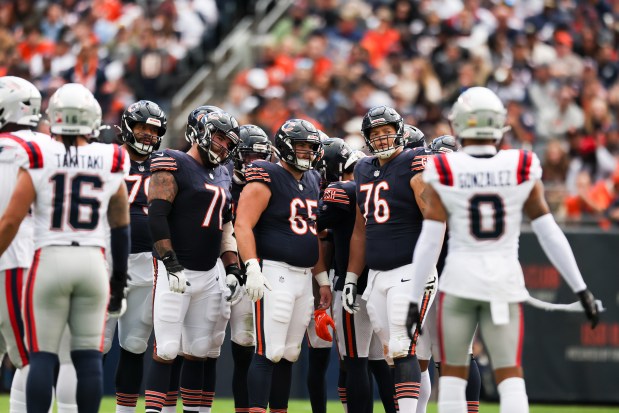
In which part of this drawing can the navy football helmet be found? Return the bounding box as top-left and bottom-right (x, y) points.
(234, 124), (272, 183)
(403, 124), (426, 149)
(188, 110), (240, 165)
(274, 119), (322, 171)
(430, 135), (459, 153)
(119, 100), (167, 155)
(184, 105), (223, 145)
(361, 106), (404, 159)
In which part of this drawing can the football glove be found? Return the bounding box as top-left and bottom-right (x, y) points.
(108, 271), (129, 318)
(245, 258), (272, 302)
(406, 301), (422, 341)
(225, 263), (245, 304)
(162, 251), (189, 293)
(577, 289), (600, 329)
(342, 272), (359, 314)
(314, 309), (335, 342)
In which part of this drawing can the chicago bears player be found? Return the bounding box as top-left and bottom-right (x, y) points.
(228, 124), (272, 412)
(0, 76), (49, 413)
(403, 124), (427, 150)
(345, 106), (436, 413)
(429, 135), (459, 154)
(144, 110), (241, 413)
(235, 119), (330, 413)
(317, 138), (396, 413)
(100, 100), (167, 413)
(405, 87), (600, 413)
(0, 83), (130, 413)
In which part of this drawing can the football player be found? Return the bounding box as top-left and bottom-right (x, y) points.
(345, 106), (436, 413)
(406, 87), (599, 413)
(235, 119), (330, 413)
(0, 83), (131, 413)
(403, 124), (427, 150)
(429, 135), (459, 153)
(101, 100), (167, 413)
(317, 138), (396, 413)
(143, 109), (241, 413)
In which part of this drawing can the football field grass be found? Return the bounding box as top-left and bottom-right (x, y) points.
(2, 396), (618, 412)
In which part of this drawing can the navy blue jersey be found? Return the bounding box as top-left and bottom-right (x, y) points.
(354, 148), (431, 271)
(150, 149), (232, 271)
(230, 179), (244, 222)
(245, 161), (320, 268)
(318, 180), (368, 292)
(125, 158), (152, 253)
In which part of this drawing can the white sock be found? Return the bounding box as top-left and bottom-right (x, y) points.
(56, 363), (78, 413)
(438, 376), (467, 413)
(116, 404), (136, 413)
(498, 377), (529, 413)
(161, 406), (176, 413)
(416, 370), (431, 413)
(397, 397), (419, 413)
(10, 366), (28, 413)
(198, 408), (211, 413)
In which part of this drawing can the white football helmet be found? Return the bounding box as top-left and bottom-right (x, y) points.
(47, 83), (102, 136)
(448, 87), (507, 142)
(0, 76), (42, 129)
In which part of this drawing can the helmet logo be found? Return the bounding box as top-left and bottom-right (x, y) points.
(467, 117), (478, 127)
(127, 103), (140, 112)
(196, 113), (206, 121)
(146, 117), (162, 127)
(207, 112), (221, 121)
(281, 122), (296, 132)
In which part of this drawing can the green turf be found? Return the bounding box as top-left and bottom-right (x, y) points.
(2, 396), (619, 413)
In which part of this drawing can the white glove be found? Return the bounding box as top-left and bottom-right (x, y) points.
(225, 273), (243, 305)
(161, 252), (190, 294)
(245, 258), (272, 302)
(342, 272), (359, 314)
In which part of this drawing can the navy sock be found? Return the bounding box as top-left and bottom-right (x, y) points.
(394, 355), (421, 405)
(26, 351), (58, 413)
(231, 342), (253, 410)
(370, 359), (396, 413)
(202, 358), (217, 410)
(144, 359), (173, 413)
(180, 358), (204, 412)
(466, 356), (481, 412)
(248, 354), (274, 409)
(115, 348), (144, 407)
(269, 359), (293, 411)
(307, 347), (330, 413)
(344, 356), (371, 413)
(71, 350), (104, 413)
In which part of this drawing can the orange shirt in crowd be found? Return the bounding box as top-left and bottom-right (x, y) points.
(17, 40), (55, 63)
(360, 28), (400, 68)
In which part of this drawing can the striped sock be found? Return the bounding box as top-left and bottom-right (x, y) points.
(180, 387), (202, 412)
(249, 409), (266, 413)
(162, 391), (178, 413)
(115, 392), (138, 411)
(200, 391), (214, 413)
(467, 401), (480, 412)
(145, 391), (166, 413)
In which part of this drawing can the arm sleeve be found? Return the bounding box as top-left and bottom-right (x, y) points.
(531, 213), (587, 293)
(409, 219), (446, 304)
(219, 221), (237, 255)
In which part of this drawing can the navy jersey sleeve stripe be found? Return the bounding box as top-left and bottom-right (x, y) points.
(517, 150), (532, 184)
(0, 134), (44, 168)
(434, 154), (454, 186)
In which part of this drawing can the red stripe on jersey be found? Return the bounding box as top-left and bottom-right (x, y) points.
(516, 150), (532, 184)
(0, 133), (44, 168)
(516, 303), (524, 366)
(25, 250), (42, 352)
(434, 155), (454, 186)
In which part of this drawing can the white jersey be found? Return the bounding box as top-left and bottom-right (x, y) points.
(424, 147), (542, 303)
(0, 130), (50, 271)
(27, 141), (130, 249)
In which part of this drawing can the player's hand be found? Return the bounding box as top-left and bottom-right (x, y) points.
(406, 301), (421, 341)
(318, 285), (332, 310)
(577, 289), (600, 329)
(162, 251), (189, 293)
(245, 258), (272, 302)
(225, 263), (245, 304)
(342, 272), (359, 314)
(108, 271), (129, 318)
(314, 309), (335, 342)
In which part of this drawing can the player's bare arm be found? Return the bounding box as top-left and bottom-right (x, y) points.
(234, 181), (270, 262)
(523, 180), (551, 220)
(0, 168), (35, 255)
(148, 170), (178, 257)
(312, 236), (332, 309)
(346, 203), (366, 276)
(411, 176), (448, 222)
(107, 181), (130, 229)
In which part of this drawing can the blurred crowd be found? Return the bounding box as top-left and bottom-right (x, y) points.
(0, 0), (254, 126)
(222, 0), (619, 227)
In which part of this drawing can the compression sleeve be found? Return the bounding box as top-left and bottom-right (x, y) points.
(110, 225), (130, 274)
(531, 213), (587, 293)
(148, 199), (173, 242)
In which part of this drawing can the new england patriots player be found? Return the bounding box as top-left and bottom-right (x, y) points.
(405, 87), (599, 413)
(144, 110), (241, 413)
(235, 119), (330, 413)
(345, 106), (435, 413)
(101, 100), (167, 413)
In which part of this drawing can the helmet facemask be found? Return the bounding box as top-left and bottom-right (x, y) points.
(124, 119), (162, 155)
(279, 137), (322, 171)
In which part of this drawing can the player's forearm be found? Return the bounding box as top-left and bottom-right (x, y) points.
(235, 222), (258, 264)
(219, 221), (237, 256)
(220, 250), (238, 267)
(347, 229), (366, 275)
(0, 220), (20, 256)
(153, 239), (174, 259)
(409, 220), (445, 303)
